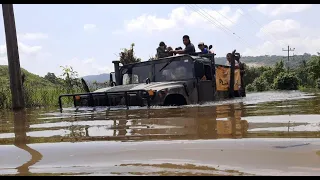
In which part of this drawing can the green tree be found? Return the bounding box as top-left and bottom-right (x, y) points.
(243, 65), (270, 86)
(119, 43), (141, 65)
(60, 65), (81, 92)
(44, 72), (58, 84)
(273, 60), (285, 74)
(306, 53), (320, 80)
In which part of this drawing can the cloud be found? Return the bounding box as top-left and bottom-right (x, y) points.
(256, 19), (301, 40)
(255, 4), (312, 16)
(83, 24), (97, 31)
(0, 42), (42, 56)
(0, 42), (43, 65)
(61, 57), (112, 77)
(18, 33), (49, 40)
(0, 44), (6, 64)
(243, 19), (320, 56)
(117, 5), (243, 34)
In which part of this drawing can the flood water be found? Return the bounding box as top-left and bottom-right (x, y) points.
(0, 91), (320, 176)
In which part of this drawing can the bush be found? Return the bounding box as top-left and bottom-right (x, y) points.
(246, 84), (254, 92)
(274, 72), (299, 90)
(251, 76), (269, 92)
(317, 78), (320, 89)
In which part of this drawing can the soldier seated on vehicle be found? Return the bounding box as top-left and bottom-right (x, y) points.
(226, 53), (239, 67)
(170, 35), (196, 55)
(156, 41), (172, 59)
(167, 46), (174, 56)
(205, 45), (214, 54)
(198, 42), (209, 54)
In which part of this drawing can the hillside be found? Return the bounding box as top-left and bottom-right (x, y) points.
(215, 53), (312, 68)
(0, 65), (59, 88)
(82, 73), (110, 84)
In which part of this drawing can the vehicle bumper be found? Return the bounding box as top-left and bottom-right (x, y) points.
(58, 90), (164, 111)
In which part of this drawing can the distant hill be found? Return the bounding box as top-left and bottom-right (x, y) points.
(215, 53), (313, 68)
(82, 73), (110, 84)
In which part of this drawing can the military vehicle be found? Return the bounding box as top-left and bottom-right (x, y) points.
(58, 50), (246, 111)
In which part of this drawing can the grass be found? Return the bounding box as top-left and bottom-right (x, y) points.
(298, 86), (320, 94)
(0, 86), (77, 109)
(0, 65), (82, 109)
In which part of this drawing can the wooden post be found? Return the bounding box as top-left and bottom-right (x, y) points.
(2, 4), (25, 110)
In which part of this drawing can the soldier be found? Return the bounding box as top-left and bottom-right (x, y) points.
(171, 35), (196, 55)
(156, 41), (171, 59)
(226, 53), (239, 67)
(198, 42), (209, 54)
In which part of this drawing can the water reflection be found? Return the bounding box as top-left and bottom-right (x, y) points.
(66, 103), (249, 140)
(13, 110), (43, 176)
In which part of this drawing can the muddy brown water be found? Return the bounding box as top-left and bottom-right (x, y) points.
(0, 91), (320, 176)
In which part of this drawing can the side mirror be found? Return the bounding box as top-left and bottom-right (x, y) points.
(194, 61), (205, 78)
(209, 45), (213, 50)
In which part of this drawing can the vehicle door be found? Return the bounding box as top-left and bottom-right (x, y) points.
(194, 61), (215, 103)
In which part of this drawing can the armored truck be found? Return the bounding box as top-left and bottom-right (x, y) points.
(58, 50), (246, 111)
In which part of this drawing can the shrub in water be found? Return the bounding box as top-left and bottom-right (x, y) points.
(274, 72), (299, 90)
(251, 76), (269, 92)
(246, 84), (254, 92)
(316, 78), (320, 89)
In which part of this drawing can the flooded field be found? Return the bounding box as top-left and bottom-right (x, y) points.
(0, 91), (320, 176)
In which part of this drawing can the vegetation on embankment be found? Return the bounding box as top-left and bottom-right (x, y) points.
(244, 53), (320, 93)
(0, 65), (85, 109)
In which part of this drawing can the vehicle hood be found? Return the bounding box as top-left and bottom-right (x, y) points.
(94, 81), (187, 93)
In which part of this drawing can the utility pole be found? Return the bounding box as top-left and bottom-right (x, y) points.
(282, 45), (295, 71)
(2, 4), (25, 110)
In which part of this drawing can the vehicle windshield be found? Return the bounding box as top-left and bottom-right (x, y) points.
(154, 58), (194, 82)
(122, 65), (152, 85)
(121, 58), (194, 85)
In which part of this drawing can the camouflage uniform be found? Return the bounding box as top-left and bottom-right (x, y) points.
(156, 47), (169, 59)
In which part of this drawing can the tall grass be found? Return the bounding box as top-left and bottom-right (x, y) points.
(0, 85), (83, 109)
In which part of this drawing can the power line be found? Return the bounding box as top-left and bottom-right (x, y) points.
(208, 4), (281, 49)
(230, 4), (287, 48)
(282, 45), (295, 71)
(194, 4), (242, 39)
(186, 5), (230, 35)
(187, 4), (264, 55)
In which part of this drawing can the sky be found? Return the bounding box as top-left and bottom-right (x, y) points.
(0, 4), (319, 77)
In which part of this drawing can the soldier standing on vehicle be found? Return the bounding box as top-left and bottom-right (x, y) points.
(171, 35), (196, 55)
(226, 53), (239, 67)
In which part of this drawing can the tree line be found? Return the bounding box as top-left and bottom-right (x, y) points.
(244, 53), (320, 92)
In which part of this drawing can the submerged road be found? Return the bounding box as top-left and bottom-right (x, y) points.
(0, 138), (319, 176)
